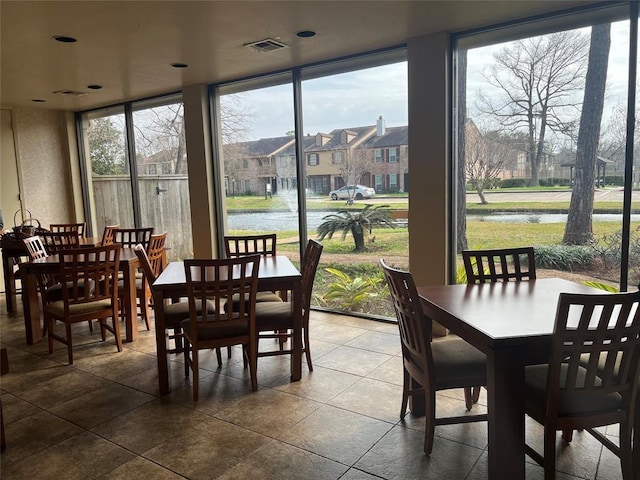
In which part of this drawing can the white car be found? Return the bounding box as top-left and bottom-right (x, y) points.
(329, 184), (376, 200)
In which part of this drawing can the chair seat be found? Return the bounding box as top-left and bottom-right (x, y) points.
(431, 339), (487, 390)
(180, 316), (248, 340)
(525, 364), (623, 421)
(165, 300), (215, 328)
(227, 291), (283, 312)
(118, 277), (144, 291)
(253, 301), (294, 330)
(46, 298), (113, 317)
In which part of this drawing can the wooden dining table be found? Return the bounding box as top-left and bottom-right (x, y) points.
(416, 278), (602, 480)
(152, 254), (303, 394)
(19, 246), (141, 344)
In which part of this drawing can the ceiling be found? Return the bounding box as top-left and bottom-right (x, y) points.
(1, 1), (598, 112)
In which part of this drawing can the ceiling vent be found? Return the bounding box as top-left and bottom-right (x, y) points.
(53, 89), (89, 97)
(244, 38), (288, 53)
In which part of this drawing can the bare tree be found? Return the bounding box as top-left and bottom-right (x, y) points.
(600, 103), (640, 174)
(466, 129), (518, 204)
(337, 146), (372, 203)
(478, 30), (590, 186)
(134, 103), (187, 174)
(563, 23), (611, 245)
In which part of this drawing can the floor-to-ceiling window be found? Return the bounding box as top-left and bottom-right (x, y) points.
(79, 94), (193, 261)
(453, 4), (637, 290)
(212, 50), (408, 319)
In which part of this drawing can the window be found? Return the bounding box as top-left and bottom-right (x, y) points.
(332, 151), (343, 164)
(389, 148), (398, 163)
(389, 173), (398, 191)
(162, 163), (171, 174)
(242, 158), (249, 169)
(375, 148), (382, 163)
(244, 179), (251, 192)
(308, 153), (319, 166)
(374, 174), (384, 191)
(148, 164), (156, 175)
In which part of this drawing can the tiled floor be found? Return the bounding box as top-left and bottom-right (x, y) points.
(0, 298), (624, 479)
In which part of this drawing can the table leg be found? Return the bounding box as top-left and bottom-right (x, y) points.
(2, 254), (17, 313)
(153, 289), (172, 394)
(290, 280), (302, 381)
(487, 348), (525, 480)
(20, 265), (42, 344)
(121, 262), (138, 343)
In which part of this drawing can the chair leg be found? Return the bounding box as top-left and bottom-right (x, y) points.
(227, 346), (232, 359)
(464, 387), (473, 411)
(424, 390), (436, 454)
(65, 322), (73, 365)
(400, 368), (410, 419)
(191, 346), (199, 402)
(215, 347), (222, 367)
(141, 289), (151, 330)
(543, 427), (556, 480)
(247, 343), (258, 391)
(183, 339), (190, 378)
(47, 316), (54, 354)
(304, 327), (313, 371)
(111, 316), (123, 352)
(561, 429), (573, 443)
(472, 386), (481, 403)
(618, 420), (634, 480)
(0, 399), (5, 453)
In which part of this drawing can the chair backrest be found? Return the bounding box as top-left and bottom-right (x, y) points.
(143, 232), (168, 282)
(184, 255), (260, 341)
(49, 222), (86, 237)
(224, 233), (277, 258)
(101, 224), (120, 246)
(58, 245), (121, 307)
(546, 291), (640, 421)
(113, 227), (154, 249)
(462, 247), (536, 284)
(300, 239), (323, 315)
(380, 259), (432, 386)
(134, 244), (158, 286)
(40, 231), (80, 254)
(23, 236), (48, 260)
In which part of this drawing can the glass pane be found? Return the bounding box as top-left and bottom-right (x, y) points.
(301, 60), (408, 318)
(455, 18), (631, 289)
(83, 108), (133, 238)
(219, 81), (299, 265)
(132, 99), (193, 261)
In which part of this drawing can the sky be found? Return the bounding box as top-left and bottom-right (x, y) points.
(223, 19), (635, 144)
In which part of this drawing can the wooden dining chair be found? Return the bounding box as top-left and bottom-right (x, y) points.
(224, 233), (277, 258)
(119, 232), (167, 330)
(183, 255), (261, 401)
(49, 222), (86, 238)
(100, 224), (120, 246)
(113, 227), (154, 250)
(462, 246), (536, 284)
(523, 291), (640, 480)
(252, 239), (323, 371)
(44, 244), (122, 365)
(380, 259), (488, 454)
(40, 231), (81, 254)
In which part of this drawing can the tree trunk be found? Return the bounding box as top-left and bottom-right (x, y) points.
(563, 24), (611, 245)
(351, 224), (366, 251)
(456, 50), (468, 252)
(476, 187), (487, 205)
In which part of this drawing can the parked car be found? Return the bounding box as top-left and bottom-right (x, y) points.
(329, 185), (376, 200)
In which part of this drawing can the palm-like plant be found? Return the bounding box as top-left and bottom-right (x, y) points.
(316, 204), (395, 252)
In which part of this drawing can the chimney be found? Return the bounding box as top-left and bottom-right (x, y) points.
(376, 115), (386, 136)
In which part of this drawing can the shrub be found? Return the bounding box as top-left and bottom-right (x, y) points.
(534, 245), (595, 271)
(500, 178), (528, 188)
(604, 175), (624, 186)
(318, 266), (383, 311)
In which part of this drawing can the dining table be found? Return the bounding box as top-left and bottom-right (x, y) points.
(19, 246), (141, 344)
(152, 254), (303, 394)
(416, 278), (602, 480)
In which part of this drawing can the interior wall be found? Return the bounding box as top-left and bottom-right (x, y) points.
(10, 107), (76, 227)
(407, 32), (450, 287)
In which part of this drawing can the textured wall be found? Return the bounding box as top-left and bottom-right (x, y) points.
(12, 107), (74, 227)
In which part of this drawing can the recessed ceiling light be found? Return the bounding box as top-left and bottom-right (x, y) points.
(31, 99), (46, 103)
(296, 30), (316, 38)
(171, 63), (188, 68)
(87, 85), (103, 90)
(53, 35), (77, 43)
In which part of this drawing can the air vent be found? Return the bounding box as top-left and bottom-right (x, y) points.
(244, 38), (288, 52)
(53, 89), (89, 97)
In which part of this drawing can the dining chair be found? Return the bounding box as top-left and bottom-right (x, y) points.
(100, 224), (120, 246)
(40, 231), (81, 253)
(44, 244), (122, 365)
(252, 239), (323, 371)
(49, 222), (86, 238)
(134, 244), (215, 377)
(523, 291), (640, 480)
(119, 232), (167, 330)
(113, 227), (154, 250)
(380, 259), (488, 455)
(462, 246), (536, 284)
(183, 255), (261, 401)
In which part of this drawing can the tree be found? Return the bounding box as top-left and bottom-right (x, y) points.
(87, 117), (126, 175)
(456, 49), (468, 252)
(478, 31), (590, 186)
(563, 23), (611, 245)
(134, 103), (187, 174)
(316, 205), (395, 252)
(336, 146), (372, 204)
